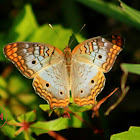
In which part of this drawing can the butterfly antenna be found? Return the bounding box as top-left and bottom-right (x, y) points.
(68, 24), (86, 47)
(49, 24), (67, 47)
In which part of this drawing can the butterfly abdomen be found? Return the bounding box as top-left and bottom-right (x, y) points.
(64, 46), (72, 74)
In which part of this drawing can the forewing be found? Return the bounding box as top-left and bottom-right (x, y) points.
(72, 35), (124, 73)
(4, 42), (63, 78)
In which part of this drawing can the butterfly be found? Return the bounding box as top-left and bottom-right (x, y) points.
(3, 35), (124, 109)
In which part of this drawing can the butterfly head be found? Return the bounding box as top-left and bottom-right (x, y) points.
(64, 46), (71, 54)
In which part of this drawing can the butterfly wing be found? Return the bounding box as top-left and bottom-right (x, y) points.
(4, 42), (63, 78)
(71, 35), (124, 106)
(71, 59), (105, 106)
(4, 42), (69, 108)
(72, 35), (124, 73)
(33, 59), (69, 109)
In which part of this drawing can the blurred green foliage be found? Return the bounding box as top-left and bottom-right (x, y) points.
(0, 0), (140, 139)
(111, 126), (140, 140)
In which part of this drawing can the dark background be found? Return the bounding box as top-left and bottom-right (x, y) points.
(0, 0), (140, 139)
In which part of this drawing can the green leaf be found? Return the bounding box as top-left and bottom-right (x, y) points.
(30, 125), (49, 136)
(39, 104), (50, 112)
(31, 117), (68, 133)
(0, 107), (16, 138)
(8, 76), (30, 94)
(111, 126), (140, 140)
(28, 23), (86, 51)
(39, 104), (53, 116)
(69, 112), (86, 128)
(4, 107), (15, 121)
(1, 125), (16, 138)
(76, 0), (140, 30)
(23, 131), (36, 140)
(18, 93), (36, 105)
(0, 76), (8, 99)
(40, 103), (92, 114)
(0, 76), (7, 88)
(0, 105), (14, 123)
(1, 4), (38, 62)
(17, 110), (36, 122)
(39, 104), (89, 129)
(28, 24), (73, 50)
(121, 63), (140, 75)
(31, 113), (86, 136)
(69, 104), (92, 112)
(119, 0), (140, 24)
(6, 4), (38, 43)
(7, 119), (20, 126)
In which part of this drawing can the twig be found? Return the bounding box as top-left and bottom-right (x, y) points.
(93, 88), (119, 113)
(48, 131), (67, 140)
(105, 67), (130, 115)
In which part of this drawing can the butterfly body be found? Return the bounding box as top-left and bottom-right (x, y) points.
(64, 47), (72, 76)
(4, 35), (124, 109)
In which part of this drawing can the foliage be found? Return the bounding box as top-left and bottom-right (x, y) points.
(111, 126), (140, 140)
